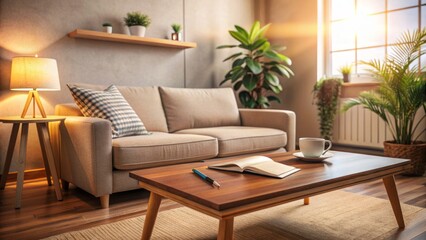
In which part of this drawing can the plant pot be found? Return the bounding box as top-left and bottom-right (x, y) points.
(123, 25), (131, 35)
(129, 26), (146, 37)
(384, 141), (426, 176)
(342, 73), (350, 83)
(103, 26), (112, 34)
(171, 32), (182, 41)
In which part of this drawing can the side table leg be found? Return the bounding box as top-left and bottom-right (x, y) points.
(383, 175), (405, 228)
(36, 124), (52, 186)
(0, 123), (20, 189)
(218, 218), (234, 240)
(37, 123), (62, 201)
(141, 192), (162, 240)
(15, 123), (29, 209)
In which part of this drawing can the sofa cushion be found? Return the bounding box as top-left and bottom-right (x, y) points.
(117, 86), (168, 132)
(176, 126), (287, 157)
(67, 84), (149, 138)
(159, 87), (241, 132)
(112, 132), (218, 170)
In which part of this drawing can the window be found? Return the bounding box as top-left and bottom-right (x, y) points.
(326, 0), (424, 80)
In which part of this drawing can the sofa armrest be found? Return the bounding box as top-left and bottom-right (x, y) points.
(239, 109), (296, 151)
(52, 116), (113, 197)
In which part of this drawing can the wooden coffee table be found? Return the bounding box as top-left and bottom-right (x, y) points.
(130, 151), (410, 240)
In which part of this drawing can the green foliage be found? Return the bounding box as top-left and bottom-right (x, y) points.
(124, 12), (151, 27)
(342, 29), (426, 144)
(217, 21), (294, 109)
(313, 77), (343, 140)
(171, 23), (182, 33)
(102, 23), (112, 27)
(339, 64), (352, 75)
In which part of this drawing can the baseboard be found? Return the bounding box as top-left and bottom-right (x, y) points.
(0, 168), (47, 183)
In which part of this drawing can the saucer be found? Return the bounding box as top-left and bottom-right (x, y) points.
(293, 152), (334, 162)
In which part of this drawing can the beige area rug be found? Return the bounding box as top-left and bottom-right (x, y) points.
(44, 191), (424, 240)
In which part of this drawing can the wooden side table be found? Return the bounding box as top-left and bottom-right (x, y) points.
(0, 116), (65, 208)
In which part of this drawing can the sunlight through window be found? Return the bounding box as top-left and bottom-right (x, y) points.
(327, 0), (424, 80)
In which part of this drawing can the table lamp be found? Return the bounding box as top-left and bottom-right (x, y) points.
(10, 56), (60, 118)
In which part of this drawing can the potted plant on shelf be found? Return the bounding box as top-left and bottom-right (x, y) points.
(217, 21), (294, 109)
(313, 77), (343, 140)
(339, 64), (352, 83)
(124, 11), (151, 37)
(343, 29), (426, 176)
(171, 23), (182, 41)
(102, 23), (112, 34)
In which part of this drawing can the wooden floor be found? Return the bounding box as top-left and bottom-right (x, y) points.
(0, 174), (425, 240)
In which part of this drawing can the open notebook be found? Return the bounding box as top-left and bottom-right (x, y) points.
(208, 156), (300, 178)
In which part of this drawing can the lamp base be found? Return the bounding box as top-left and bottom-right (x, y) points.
(21, 90), (46, 118)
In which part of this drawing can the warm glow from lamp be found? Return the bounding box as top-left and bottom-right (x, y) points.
(10, 56), (60, 118)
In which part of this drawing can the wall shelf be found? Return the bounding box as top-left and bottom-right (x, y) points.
(68, 29), (197, 49)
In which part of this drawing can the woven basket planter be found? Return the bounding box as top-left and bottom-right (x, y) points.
(384, 141), (426, 176)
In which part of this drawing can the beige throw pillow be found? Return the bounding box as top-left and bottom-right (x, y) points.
(159, 87), (241, 132)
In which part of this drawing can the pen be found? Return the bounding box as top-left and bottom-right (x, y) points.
(192, 168), (221, 188)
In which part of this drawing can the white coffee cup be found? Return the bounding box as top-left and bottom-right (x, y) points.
(299, 138), (332, 158)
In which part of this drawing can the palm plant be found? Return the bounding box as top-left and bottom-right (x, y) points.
(342, 29), (426, 144)
(217, 21), (294, 108)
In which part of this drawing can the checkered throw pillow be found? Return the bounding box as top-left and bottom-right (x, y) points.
(67, 84), (149, 138)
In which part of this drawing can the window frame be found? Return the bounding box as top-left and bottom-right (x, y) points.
(324, 0), (424, 82)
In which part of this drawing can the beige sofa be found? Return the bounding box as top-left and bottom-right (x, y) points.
(52, 85), (296, 208)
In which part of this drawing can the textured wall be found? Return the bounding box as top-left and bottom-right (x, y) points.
(265, 0), (321, 141)
(0, 0), (254, 171)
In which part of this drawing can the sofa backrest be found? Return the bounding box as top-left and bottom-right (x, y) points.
(57, 83), (168, 132)
(159, 87), (241, 132)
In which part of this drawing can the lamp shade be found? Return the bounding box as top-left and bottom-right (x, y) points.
(10, 56), (60, 91)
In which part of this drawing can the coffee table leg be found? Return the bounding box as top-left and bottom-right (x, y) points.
(141, 192), (162, 240)
(218, 218), (234, 240)
(383, 175), (405, 228)
(304, 197), (310, 205)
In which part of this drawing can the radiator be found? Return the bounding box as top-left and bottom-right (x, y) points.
(332, 99), (426, 149)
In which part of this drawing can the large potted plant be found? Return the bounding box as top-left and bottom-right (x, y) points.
(124, 11), (151, 37)
(217, 21), (294, 108)
(313, 77), (343, 140)
(343, 29), (426, 175)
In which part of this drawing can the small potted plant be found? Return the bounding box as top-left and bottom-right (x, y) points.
(124, 11), (151, 37)
(171, 23), (182, 41)
(339, 64), (352, 83)
(102, 23), (112, 34)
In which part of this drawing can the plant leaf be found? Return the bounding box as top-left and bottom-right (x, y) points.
(242, 74), (257, 92)
(246, 58), (262, 74)
(232, 58), (245, 68)
(239, 91), (255, 108)
(265, 72), (280, 86)
(234, 25), (249, 39)
(223, 52), (243, 62)
(250, 38), (267, 51)
(229, 30), (249, 45)
(233, 80), (243, 91)
(255, 23), (271, 39)
(216, 44), (237, 49)
(267, 95), (281, 103)
(219, 78), (230, 86)
(269, 84), (283, 94)
(249, 21), (260, 43)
